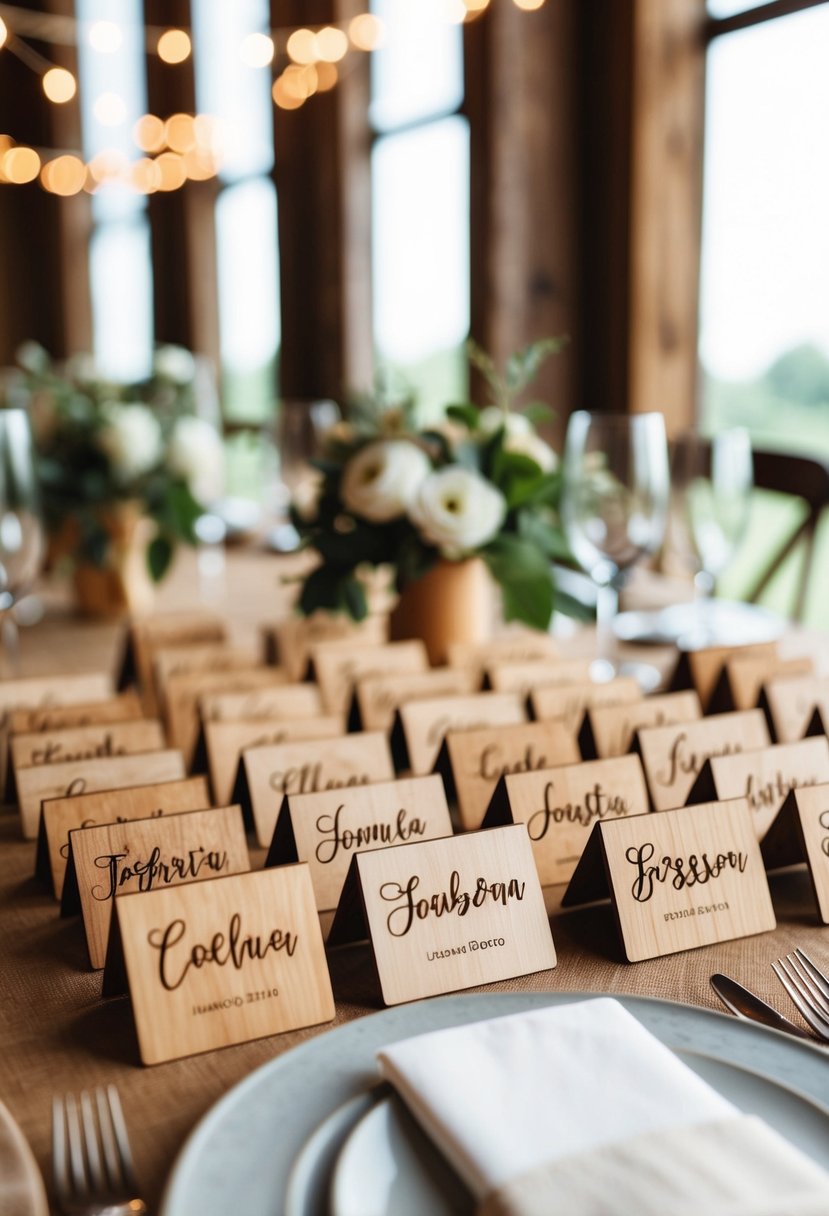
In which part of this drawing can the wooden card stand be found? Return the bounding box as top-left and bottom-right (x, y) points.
(668, 641), (778, 711)
(760, 674), (829, 744)
(635, 709), (770, 813)
(163, 668), (289, 766)
(391, 692), (526, 776)
(7, 690), (143, 737)
(482, 754), (650, 886)
(18, 749), (186, 841)
(154, 643), (259, 709)
(64, 805), (250, 969)
(234, 732), (395, 848)
(352, 668), (478, 733)
(103, 865), (335, 1065)
(199, 683), (323, 724)
(263, 611), (388, 680)
(202, 716), (345, 806)
(327, 824), (557, 1006)
(580, 691), (702, 760)
(484, 658), (594, 696)
(446, 632), (559, 673)
(707, 654), (813, 714)
(530, 677), (642, 736)
(761, 785), (829, 922)
(561, 799), (776, 961)
(117, 610), (226, 705)
(8, 719), (166, 803)
(435, 720), (580, 831)
(309, 639), (429, 715)
(686, 736), (829, 841)
(265, 774), (453, 919)
(38, 775), (210, 900)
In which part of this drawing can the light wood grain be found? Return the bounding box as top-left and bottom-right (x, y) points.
(721, 654), (813, 712)
(398, 692), (526, 776)
(355, 668), (478, 733)
(585, 690), (702, 759)
(671, 641), (778, 711)
(446, 632), (559, 673)
(486, 657), (594, 695)
(126, 612), (226, 713)
(0, 672), (114, 791)
(785, 785), (829, 923)
(199, 684), (323, 723)
(531, 677), (642, 735)
(206, 716), (345, 806)
(7, 691), (143, 736)
(762, 674), (829, 743)
(267, 611), (388, 681)
(164, 668), (289, 765)
(310, 639), (428, 715)
(11, 719), (165, 777)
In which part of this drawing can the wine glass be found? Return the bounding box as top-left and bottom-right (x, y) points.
(267, 399), (341, 551)
(0, 409), (45, 673)
(561, 410), (669, 686)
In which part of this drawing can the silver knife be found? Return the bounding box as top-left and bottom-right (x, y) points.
(710, 973), (815, 1041)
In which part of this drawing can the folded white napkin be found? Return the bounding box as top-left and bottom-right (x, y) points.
(377, 997), (829, 1214)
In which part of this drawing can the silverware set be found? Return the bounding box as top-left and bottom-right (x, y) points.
(52, 1084), (147, 1215)
(711, 948), (829, 1045)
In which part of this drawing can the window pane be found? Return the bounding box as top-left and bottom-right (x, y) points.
(372, 117), (469, 414)
(707, 1), (767, 17)
(89, 219), (153, 381)
(191, 0), (274, 182)
(699, 5), (829, 460)
(370, 0), (464, 132)
(215, 178), (280, 420)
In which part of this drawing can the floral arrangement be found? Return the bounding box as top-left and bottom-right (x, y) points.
(15, 342), (224, 581)
(294, 340), (578, 631)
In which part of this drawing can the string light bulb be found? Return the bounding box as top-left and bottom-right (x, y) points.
(512, 0), (545, 9)
(286, 29), (318, 64)
(133, 114), (165, 153)
(43, 67), (77, 104)
(157, 29), (191, 64)
(315, 62), (338, 92)
(272, 76), (304, 111)
(41, 154), (85, 195)
(240, 32), (274, 67)
(165, 113), (196, 153)
(348, 13), (384, 51)
(155, 151), (186, 190)
(3, 147), (40, 184)
(315, 27), (348, 63)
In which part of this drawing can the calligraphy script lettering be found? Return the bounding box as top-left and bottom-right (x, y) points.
(28, 734), (126, 766)
(477, 743), (549, 781)
(268, 765), (370, 796)
(527, 781), (630, 841)
(625, 842), (748, 903)
(314, 804), (426, 864)
(656, 734), (742, 787)
(92, 845), (228, 901)
(745, 770), (818, 812)
(59, 809), (164, 860)
(820, 809), (829, 858)
(147, 912), (297, 991)
(380, 870), (525, 938)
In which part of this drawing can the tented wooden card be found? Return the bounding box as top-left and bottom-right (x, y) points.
(530, 677), (642, 735)
(164, 667), (288, 764)
(327, 825), (556, 1005)
(635, 709), (770, 812)
(153, 643), (259, 694)
(0, 671), (113, 791)
(39, 775), (209, 899)
(761, 785), (829, 922)
(65, 805), (250, 969)
(446, 633), (559, 673)
(562, 799), (776, 961)
(669, 641), (777, 711)
(9, 719), (166, 802)
(236, 731), (395, 847)
(204, 716), (345, 806)
(760, 674), (829, 743)
(118, 610), (225, 707)
(104, 866), (335, 1065)
(18, 748), (186, 841)
(485, 658), (593, 695)
(686, 736), (829, 840)
(7, 690), (143, 736)
(199, 684), (323, 723)
(437, 720), (580, 830)
(265, 774), (452, 916)
(482, 754), (650, 886)
(310, 639), (428, 715)
(708, 653), (813, 714)
(580, 691), (702, 760)
(392, 692), (525, 775)
(353, 668), (478, 733)
(264, 611), (388, 680)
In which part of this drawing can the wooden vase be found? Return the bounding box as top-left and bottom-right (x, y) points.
(71, 503), (156, 618)
(389, 558), (497, 665)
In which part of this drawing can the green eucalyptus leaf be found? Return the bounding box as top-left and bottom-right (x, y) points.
(342, 576), (368, 621)
(482, 534), (555, 631)
(445, 403), (480, 430)
(147, 533), (174, 582)
(517, 510), (572, 561)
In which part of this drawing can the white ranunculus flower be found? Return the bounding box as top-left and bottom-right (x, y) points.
(154, 344), (196, 385)
(478, 406), (533, 437)
(409, 466), (507, 557)
(97, 402), (163, 483)
(167, 415), (225, 505)
(341, 440), (431, 522)
(504, 431), (558, 472)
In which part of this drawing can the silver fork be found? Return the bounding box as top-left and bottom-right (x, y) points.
(52, 1085), (148, 1215)
(771, 948), (829, 1044)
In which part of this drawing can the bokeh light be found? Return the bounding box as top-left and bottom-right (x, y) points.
(157, 29), (191, 64)
(43, 67), (77, 104)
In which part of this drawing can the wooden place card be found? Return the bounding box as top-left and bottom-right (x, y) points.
(635, 709), (770, 813)
(580, 691), (703, 760)
(7, 690), (143, 736)
(18, 748), (186, 841)
(103, 865), (334, 1064)
(199, 683), (323, 723)
(310, 639), (429, 715)
(437, 720), (580, 831)
(561, 799), (776, 961)
(686, 736), (829, 841)
(154, 643), (259, 701)
(265, 774), (453, 917)
(235, 731), (395, 848)
(118, 609), (226, 702)
(760, 674), (829, 744)
(204, 716), (345, 806)
(9, 719), (166, 802)
(669, 640), (778, 711)
(353, 668), (479, 733)
(327, 824), (556, 1005)
(530, 677), (642, 735)
(65, 805), (249, 968)
(708, 653), (814, 714)
(482, 754), (650, 886)
(760, 785), (829, 922)
(392, 692), (526, 776)
(164, 667), (288, 764)
(485, 658), (594, 696)
(0, 671), (113, 789)
(265, 611), (388, 680)
(446, 632), (559, 673)
(39, 775), (210, 900)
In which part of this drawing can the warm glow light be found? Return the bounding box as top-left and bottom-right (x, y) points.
(281, 64), (318, 101)
(4, 147), (40, 184)
(41, 154), (86, 196)
(193, 113), (224, 156)
(165, 113), (196, 153)
(182, 148), (218, 180)
(441, 0), (467, 23)
(315, 26), (348, 62)
(157, 29), (191, 64)
(93, 93), (127, 126)
(512, 0), (545, 9)
(155, 151), (186, 190)
(315, 62), (338, 92)
(0, 135), (13, 155)
(240, 32), (274, 67)
(89, 149), (128, 182)
(272, 76), (304, 110)
(88, 20), (122, 53)
(463, 0), (491, 12)
(43, 67), (77, 104)
(133, 113), (165, 153)
(286, 28), (318, 64)
(130, 157), (161, 193)
(348, 13), (384, 50)
(0, 18), (7, 48)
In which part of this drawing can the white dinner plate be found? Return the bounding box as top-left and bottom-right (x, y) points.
(329, 1049), (829, 1216)
(160, 992), (829, 1216)
(0, 1098), (49, 1216)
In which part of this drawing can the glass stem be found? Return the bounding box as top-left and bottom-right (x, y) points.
(595, 580), (619, 674)
(1, 611), (20, 678)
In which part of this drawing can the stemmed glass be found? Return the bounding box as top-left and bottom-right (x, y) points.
(0, 409), (45, 673)
(561, 410), (669, 686)
(267, 399), (341, 551)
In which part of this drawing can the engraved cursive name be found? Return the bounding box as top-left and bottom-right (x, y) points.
(91, 844), (228, 901)
(744, 770), (818, 812)
(314, 804), (426, 864)
(268, 765), (370, 796)
(147, 911), (297, 991)
(476, 743), (549, 782)
(526, 781), (630, 841)
(655, 733), (742, 787)
(380, 870), (525, 938)
(625, 842), (747, 903)
(28, 733), (127, 766)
